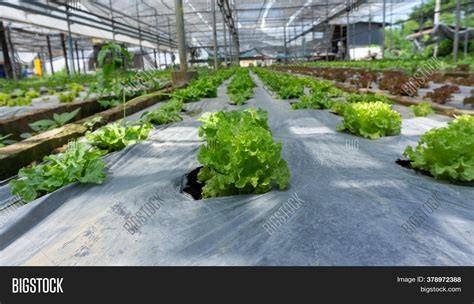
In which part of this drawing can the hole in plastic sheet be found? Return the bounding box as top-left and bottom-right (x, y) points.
(182, 166), (204, 200)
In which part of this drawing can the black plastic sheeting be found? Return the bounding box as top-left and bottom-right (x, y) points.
(0, 76), (472, 266)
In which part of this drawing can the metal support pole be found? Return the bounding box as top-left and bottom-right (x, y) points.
(346, 10), (350, 60)
(6, 26), (17, 80)
(81, 49), (86, 73)
(352, 17), (356, 60)
(175, 0), (188, 71)
(66, 3), (75, 74)
(301, 18), (305, 59)
(381, 0), (386, 59)
(453, 0), (461, 62)
(368, 3), (372, 57)
(232, 2), (239, 66)
(312, 7), (315, 42)
(46, 35), (54, 75)
(154, 10), (161, 69)
(153, 49), (158, 69)
(284, 25), (288, 62)
(229, 28), (233, 65)
(325, 0), (329, 61)
(212, 0), (218, 70)
(434, 0), (441, 57)
(0, 21), (14, 79)
(465, 3), (470, 57)
(136, 0), (145, 70)
(108, 0), (115, 41)
(340, 23), (343, 60)
(60, 33), (70, 75)
(389, 0), (393, 51)
(166, 17), (171, 68)
(75, 40), (81, 74)
(293, 27), (297, 59)
(222, 10), (228, 67)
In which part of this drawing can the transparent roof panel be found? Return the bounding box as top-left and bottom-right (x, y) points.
(0, 0), (421, 53)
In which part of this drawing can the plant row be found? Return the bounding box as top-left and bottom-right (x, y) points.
(289, 58), (473, 73)
(9, 94), (186, 202)
(226, 68), (256, 105)
(168, 68), (234, 103)
(266, 69), (473, 183)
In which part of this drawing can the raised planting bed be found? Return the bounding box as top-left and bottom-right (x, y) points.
(0, 83), (171, 141)
(270, 67), (474, 117)
(275, 63), (474, 84)
(272, 65), (474, 92)
(0, 88), (173, 181)
(0, 96), (103, 140)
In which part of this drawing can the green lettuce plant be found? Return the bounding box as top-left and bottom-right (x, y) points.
(330, 101), (350, 116)
(307, 79), (343, 97)
(58, 92), (76, 103)
(292, 92), (333, 110)
(253, 68), (304, 99)
(337, 101), (402, 139)
(404, 115), (474, 182)
(86, 121), (152, 152)
(227, 68), (255, 105)
(10, 142), (107, 202)
(140, 100), (183, 125)
(98, 98), (121, 109)
(410, 101), (434, 117)
(197, 108), (290, 198)
(25, 90), (40, 99)
(346, 93), (390, 104)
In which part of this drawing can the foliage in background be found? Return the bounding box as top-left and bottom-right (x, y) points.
(404, 114), (474, 182)
(168, 68), (234, 103)
(410, 101), (434, 117)
(292, 92), (333, 110)
(86, 120), (152, 152)
(227, 68), (256, 105)
(253, 68), (305, 99)
(140, 99), (184, 125)
(93, 42), (132, 98)
(346, 93), (390, 104)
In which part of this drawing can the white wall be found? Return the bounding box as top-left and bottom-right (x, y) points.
(348, 46), (383, 60)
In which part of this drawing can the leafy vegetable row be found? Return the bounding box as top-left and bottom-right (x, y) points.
(226, 68), (256, 105)
(253, 68), (305, 99)
(168, 68), (234, 103)
(9, 89), (189, 202)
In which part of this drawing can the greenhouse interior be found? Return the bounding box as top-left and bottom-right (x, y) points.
(0, 0), (472, 266)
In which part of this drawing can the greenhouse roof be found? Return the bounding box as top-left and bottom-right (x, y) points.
(0, 0), (420, 54)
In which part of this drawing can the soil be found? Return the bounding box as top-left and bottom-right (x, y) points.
(396, 158), (474, 187)
(182, 166), (205, 200)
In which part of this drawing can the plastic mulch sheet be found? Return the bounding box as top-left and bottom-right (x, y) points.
(0, 76), (472, 266)
(0, 92), (90, 120)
